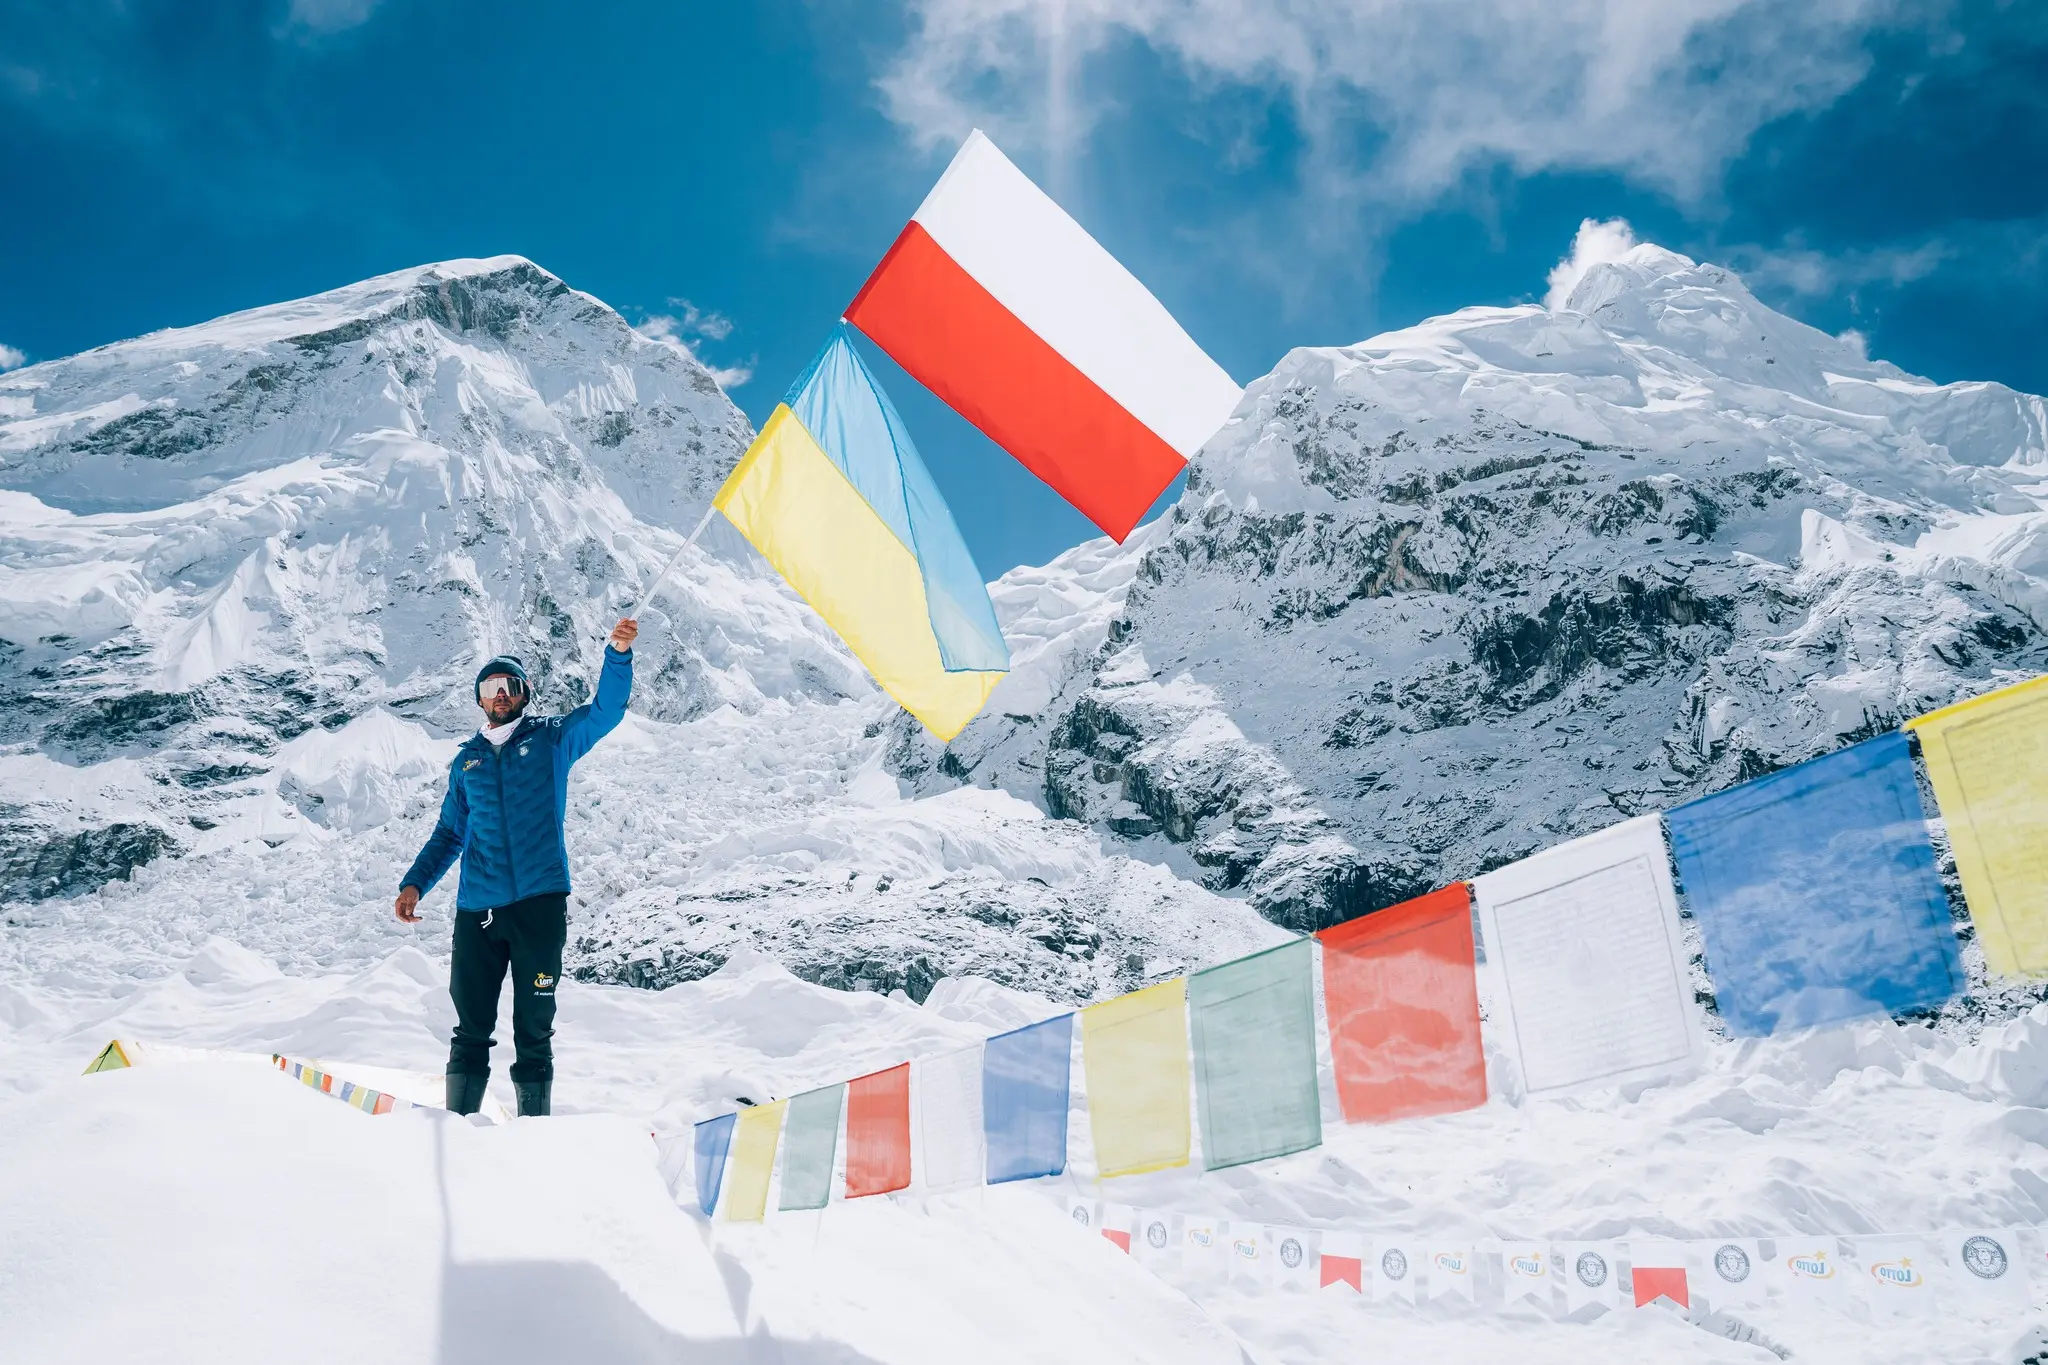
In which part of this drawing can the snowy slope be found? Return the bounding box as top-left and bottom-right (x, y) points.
(931, 243), (2048, 937)
(5, 933), (2046, 1364)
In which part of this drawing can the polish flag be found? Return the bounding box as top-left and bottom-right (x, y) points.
(846, 131), (1242, 543)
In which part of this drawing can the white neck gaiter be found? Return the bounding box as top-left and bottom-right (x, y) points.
(479, 718), (522, 746)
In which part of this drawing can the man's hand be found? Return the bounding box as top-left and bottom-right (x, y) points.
(608, 617), (638, 653)
(394, 886), (422, 924)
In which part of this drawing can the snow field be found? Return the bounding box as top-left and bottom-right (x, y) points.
(8, 924), (2048, 1362)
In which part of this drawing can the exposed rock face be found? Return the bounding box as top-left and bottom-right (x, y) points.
(0, 260), (1288, 1007)
(0, 256), (860, 900)
(926, 245), (2048, 934)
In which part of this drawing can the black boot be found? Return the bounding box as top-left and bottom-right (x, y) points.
(446, 1072), (488, 1116)
(515, 1080), (551, 1117)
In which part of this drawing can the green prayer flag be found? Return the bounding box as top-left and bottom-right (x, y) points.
(1189, 938), (1321, 1170)
(778, 1083), (844, 1211)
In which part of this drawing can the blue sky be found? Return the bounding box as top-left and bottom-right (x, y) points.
(3, 0), (2044, 576)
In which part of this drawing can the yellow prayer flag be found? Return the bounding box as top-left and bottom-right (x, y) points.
(723, 1099), (788, 1223)
(1908, 675), (2048, 977)
(1080, 978), (1191, 1178)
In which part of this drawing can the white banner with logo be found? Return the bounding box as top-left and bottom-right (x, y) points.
(1944, 1229), (2029, 1308)
(1374, 1238), (1421, 1303)
(1229, 1226), (1271, 1286)
(1269, 1226), (1320, 1292)
(1499, 1242), (1551, 1304)
(1134, 1209), (1180, 1269)
(1559, 1242), (1621, 1313)
(1181, 1213), (1227, 1281)
(1773, 1239), (1846, 1300)
(1857, 1236), (1938, 1318)
(1694, 1238), (1765, 1307)
(1427, 1245), (1477, 1302)
(1057, 1203), (2039, 1326)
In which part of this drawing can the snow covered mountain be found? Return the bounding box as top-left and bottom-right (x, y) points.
(10, 241), (2048, 1009)
(0, 257), (1282, 1001)
(925, 242), (2048, 940)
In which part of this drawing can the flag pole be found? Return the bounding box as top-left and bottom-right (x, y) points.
(626, 504), (717, 623)
(595, 505), (717, 686)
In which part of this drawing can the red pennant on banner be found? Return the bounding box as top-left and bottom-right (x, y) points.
(1320, 1254), (1363, 1292)
(1317, 884), (1487, 1124)
(844, 1062), (912, 1198)
(1634, 1266), (1689, 1309)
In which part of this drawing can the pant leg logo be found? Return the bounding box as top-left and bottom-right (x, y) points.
(533, 972), (555, 991)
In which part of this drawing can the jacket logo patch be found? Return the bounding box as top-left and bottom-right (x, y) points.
(533, 972), (555, 990)
(463, 758), (482, 770)
(518, 745), (529, 757)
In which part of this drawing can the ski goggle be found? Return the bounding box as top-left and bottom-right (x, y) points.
(477, 675), (525, 702)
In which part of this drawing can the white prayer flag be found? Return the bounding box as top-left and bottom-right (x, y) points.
(913, 1043), (985, 1192)
(1229, 1226), (1271, 1287)
(1774, 1239), (1847, 1300)
(1182, 1214), (1228, 1281)
(1133, 1208), (1180, 1269)
(1427, 1245), (1477, 1302)
(1500, 1242), (1551, 1304)
(1559, 1242), (1621, 1313)
(1319, 1231), (1366, 1294)
(1473, 816), (1704, 1097)
(1269, 1226), (1320, 1292)
(1858, 1237), (1938, 1318)
(1695, 1238), (1766, 1307)
(1944, 1229), (2030, 1309)
(1375, 1239), (1421, 1303)
(1065, 1195), (1098, 1234)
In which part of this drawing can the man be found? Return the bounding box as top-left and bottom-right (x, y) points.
(393, 617), (638, 1118)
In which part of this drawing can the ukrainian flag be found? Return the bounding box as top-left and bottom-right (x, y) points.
(714, 324), (1010, 741)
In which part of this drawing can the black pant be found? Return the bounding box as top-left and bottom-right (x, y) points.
(448, 892), (567, 1084)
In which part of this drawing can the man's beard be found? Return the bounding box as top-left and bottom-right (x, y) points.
(485, 699), (528, 727)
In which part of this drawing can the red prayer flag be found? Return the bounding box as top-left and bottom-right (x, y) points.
(1320, 1255), (1363, 1292)
(1318, 883), (1487, 1124)
(843, 1062), (913, 1198)
(1102, 1229), (1131, 1254)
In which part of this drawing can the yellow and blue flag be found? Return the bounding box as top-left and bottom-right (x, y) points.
(714, 323), (1009, 740)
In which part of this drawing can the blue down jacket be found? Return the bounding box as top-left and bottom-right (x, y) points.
(401, 647), (632, 911)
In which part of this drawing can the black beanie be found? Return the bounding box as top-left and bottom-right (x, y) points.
(475, 656), (530, 691)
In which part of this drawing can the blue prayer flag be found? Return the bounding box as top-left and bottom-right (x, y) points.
(1666, 731), (1962, 1035)
(982, 1012), (1073, 1183)
(694, 1112), (738, 1216)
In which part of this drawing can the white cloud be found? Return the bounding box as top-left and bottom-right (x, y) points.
(1836, 327), (1869, 360)
(635, 310), (753, 390)
(1545, 217), (1639, 311)
(0, 343), (25, 371)
(283, 0), (383, 35)
(876, 0), (1909, 221)
(1730, 238), (1950, 298)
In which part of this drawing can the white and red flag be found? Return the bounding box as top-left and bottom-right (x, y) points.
(846, 131), (1242, 542)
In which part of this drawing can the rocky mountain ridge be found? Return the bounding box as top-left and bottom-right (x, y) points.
(919, 244), (2048, 940)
